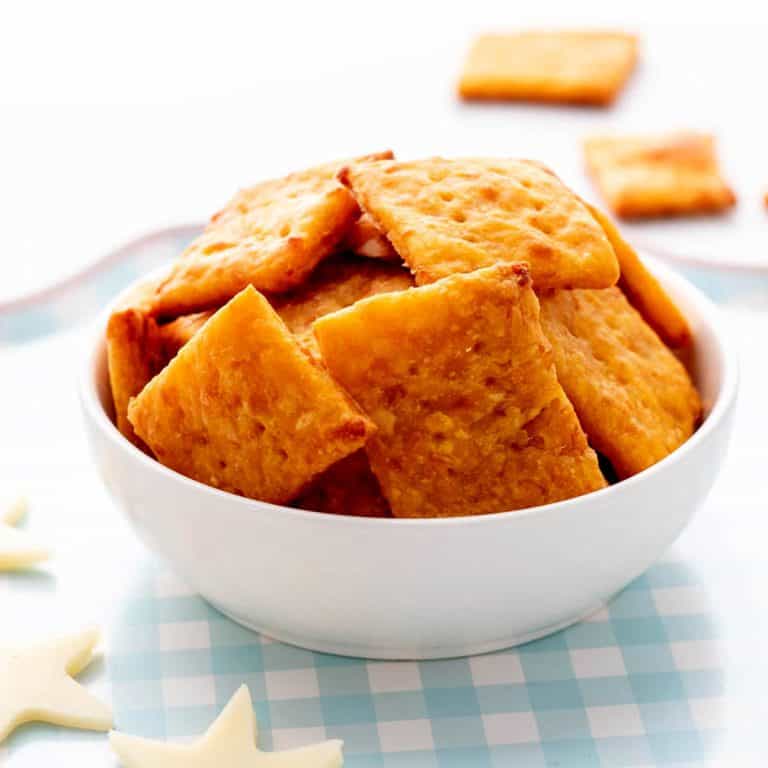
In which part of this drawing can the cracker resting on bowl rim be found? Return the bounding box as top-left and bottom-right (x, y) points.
(585, 202), (691, 347)
(313, 263), (606, 518)
(583, 133), (736, 219)
(539, 287), (701, 479)
(458, 30), (638, 105)
(106, 278), (166, 446)
(128, 286), (375, 503)
(339, 157), (619, 290)
(151, 152), (393, 317)
(107, 284), (214, 447)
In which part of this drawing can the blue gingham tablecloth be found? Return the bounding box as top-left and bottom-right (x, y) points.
(1, 229), (766, 767)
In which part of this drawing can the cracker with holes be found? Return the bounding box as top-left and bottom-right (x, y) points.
(294, 450), (391, 517)
(152, 152), (393, 316)
(313, 263), (605, 518)
(539, 287), (701, 479)
(458, 31), (638, 105)
(339, 157), (618, 290)
(585, 203), (691, 347)
(128, 286), (375, 502)
(583, 133), (736, 218)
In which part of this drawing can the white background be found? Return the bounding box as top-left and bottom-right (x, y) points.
(0, 2), (766, 303)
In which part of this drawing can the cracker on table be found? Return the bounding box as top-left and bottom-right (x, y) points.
(128, 286), (375, 503)
(293, 450), (391, 517)
(151, 152), (393, 316)
(340, 214), (400, 262)
(339, 157), (619, 290)
(313, 263), (605, 518)
(583, 133), (736, 218)
(539, 287), (701, 479)
(585, 203), (691, 347)
(458, 31), (638, 105)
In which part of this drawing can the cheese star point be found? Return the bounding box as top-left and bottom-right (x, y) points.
(0, 628), (112, 744)
(0, 497), (50, 570)
(110, 685), (344, 767)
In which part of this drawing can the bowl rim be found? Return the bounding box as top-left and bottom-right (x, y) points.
(80, 254), (739, 529)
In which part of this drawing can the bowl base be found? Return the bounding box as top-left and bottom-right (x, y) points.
(208, 600), (605, 660)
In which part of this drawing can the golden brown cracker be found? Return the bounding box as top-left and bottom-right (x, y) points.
(313, 263), (605, 518)
(293, 450), (391, 517)
(274, 254), (413, 335)
(152, 152), (393, 316)
(106, 279), (165, 446)
(128, 286), (375, 503)
(458, 31), (638, 105)
(339, 157), (619, 290)
(585, 203), (691, 347)
(539, 287), (701, 479)
(584, 133), (736, 218)
(341, 214), (400, 262)
(156, 311), (215, 361)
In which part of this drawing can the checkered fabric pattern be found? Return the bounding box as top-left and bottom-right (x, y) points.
(106, 558), (723, 767)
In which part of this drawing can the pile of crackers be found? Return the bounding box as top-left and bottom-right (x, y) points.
(107, 152), (701, 518)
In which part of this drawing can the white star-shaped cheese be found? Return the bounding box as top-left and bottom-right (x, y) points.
(0, 497), (50, 570)
(110, 685), (343, 768)
(0, 627), (113, 743)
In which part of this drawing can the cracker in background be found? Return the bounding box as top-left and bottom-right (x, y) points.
(458, 31), (637, 105)
(340, 157), (618, 290)
(584, 133), (736, 218)
(539, 287), (701, 479)
(341, 214), (400, 262)
(586, 203), (691, 347)
(128, 286), (375, 503)
(313, 263), (605, 518)
(293, 450), (391, 517)
(152, 152), (392, 316)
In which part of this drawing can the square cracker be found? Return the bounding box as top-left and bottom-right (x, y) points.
(539, 287), (701, 479)
(458, 31), (638, 105)
(293, 450), (391, 517)
(152, 152), (392, 317)
(128, 285), (375, 503)
(583, 133), (736, 218)
(585, 203), (691, 347)
(313, 263), (605, 518)
(339, 157), (619, 290)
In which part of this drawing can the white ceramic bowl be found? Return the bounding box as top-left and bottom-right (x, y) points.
(80, 257), (737, 660)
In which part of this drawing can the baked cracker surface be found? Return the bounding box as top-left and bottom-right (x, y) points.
(128, 286), (375, 503)
(339, 156), (619, 291)
(539, 286), (701, 479)
(313, 263), (605, 518)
